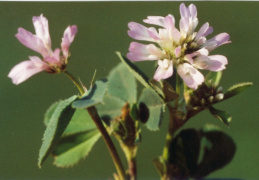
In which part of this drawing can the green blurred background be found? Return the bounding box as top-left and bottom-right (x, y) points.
(0, 1), (258, 179)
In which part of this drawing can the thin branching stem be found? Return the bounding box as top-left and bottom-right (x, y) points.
(64, 70), (126, 180)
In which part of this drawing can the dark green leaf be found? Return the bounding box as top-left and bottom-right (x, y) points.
(52, 129), (101, 167)
(209, 106), (232, 126)
(130, 103), (139, 121)
(72, 79), (108, 109)
(224, 82), (253, 100)
(205, 71), (222, 86)
(138, 88), (165, 131)
(116, 51), (150, 88)
(38, 95), (77, 167)
(168, 126), (236, 178)
(107, 63), (137, 103)
(195, 127), (236, 178)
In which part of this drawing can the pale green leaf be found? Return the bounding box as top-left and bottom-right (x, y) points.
(52, 129), (101, 167)
(138, 88), (165, 131)
(116, 51), (150, 88)
(96, 93), (126, 122)
(63, 109), (96, 136)
(107, 63), (137, 103)
(38, 95), (77, 167)
(72, 79), (108, 109)
(224, 82), (253, 100)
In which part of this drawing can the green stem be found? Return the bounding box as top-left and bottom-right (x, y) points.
(64, 71), (85, 95)
(64, 71), (126, 180)
(162, 74), (181, 162)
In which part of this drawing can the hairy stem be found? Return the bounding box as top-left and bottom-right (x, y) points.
(64, 71), (126, 180)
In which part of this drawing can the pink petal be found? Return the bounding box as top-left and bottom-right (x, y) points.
(8, 56), (47, 85)
(15, 28), (49, 57)
(194, 55), (228, 71)
(188, 4), (197, 18)
(204, 33), (231, 51)
(177, 63), (204, 89)
(61, 25), (78, 58)
(44, 48), (61, 64)
(195, 22), (213, 42)
(180, 3), (189, 18)
(154, 59), (173, 81)
(128, 22), (157, 42)
(164, 14), (175, 30)
(127, 42), (163, 61)
(32, 14), (51, 50)
(179, 3), (198, 36)
(143, 16), (165, 27)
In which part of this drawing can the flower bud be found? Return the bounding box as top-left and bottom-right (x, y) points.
(215, 93), (224, 101)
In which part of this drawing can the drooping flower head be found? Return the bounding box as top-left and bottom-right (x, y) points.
(8, 14), (77, 85)
(127, 3), (230, 89)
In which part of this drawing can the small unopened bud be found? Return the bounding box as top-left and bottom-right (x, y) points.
(217, 86), (223, 93)
(215, 93), (224, 101)
(208, 96), (214, 103)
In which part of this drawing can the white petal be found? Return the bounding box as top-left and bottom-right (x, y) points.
(154, 60), (173, 81)
(177, 63), (204, 89)
(32, 14), (51, 50)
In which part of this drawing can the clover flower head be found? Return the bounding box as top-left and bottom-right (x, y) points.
(127, 3), (231, 89)
(8, 14), (77, 85)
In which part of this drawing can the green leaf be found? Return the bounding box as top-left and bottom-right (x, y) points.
(138, 88), (165, 131)
(195, 127), (236, 178)
(107, 63), (137, 103)
(44, 101), (60, 126)
(96, 93), (126, 123)
(72, 79), (108, 109)
(224, 82), (253, 100)
(38, 95), (77, 167)
(52, 129), (101, 167)
(205, 71), (222, 86)
(63, 109), (96, 136)
(116, 51), (151, 88)
(168, 126), (236, 178)
(209, 106), (232, 126)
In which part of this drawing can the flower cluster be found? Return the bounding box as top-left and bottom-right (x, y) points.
(8, 14), (77, 85)
(127, 3), (230, 89)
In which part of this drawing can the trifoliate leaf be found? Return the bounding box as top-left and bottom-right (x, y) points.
(138, 88), (165, 131)
(168, 126), (236, 178)
(224, 82), (253, 100)
(63, 108), (96, 136)
(107, 62), (137, 103)
(44, 101), (60, 126)
(52, 129), (101, 168)
(116, 51), (151, 88)
(209, 106), (232, 126)
(38, 95), (77, 167)
(96, 93), (126, 123)
(72, 79), (108, 109)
